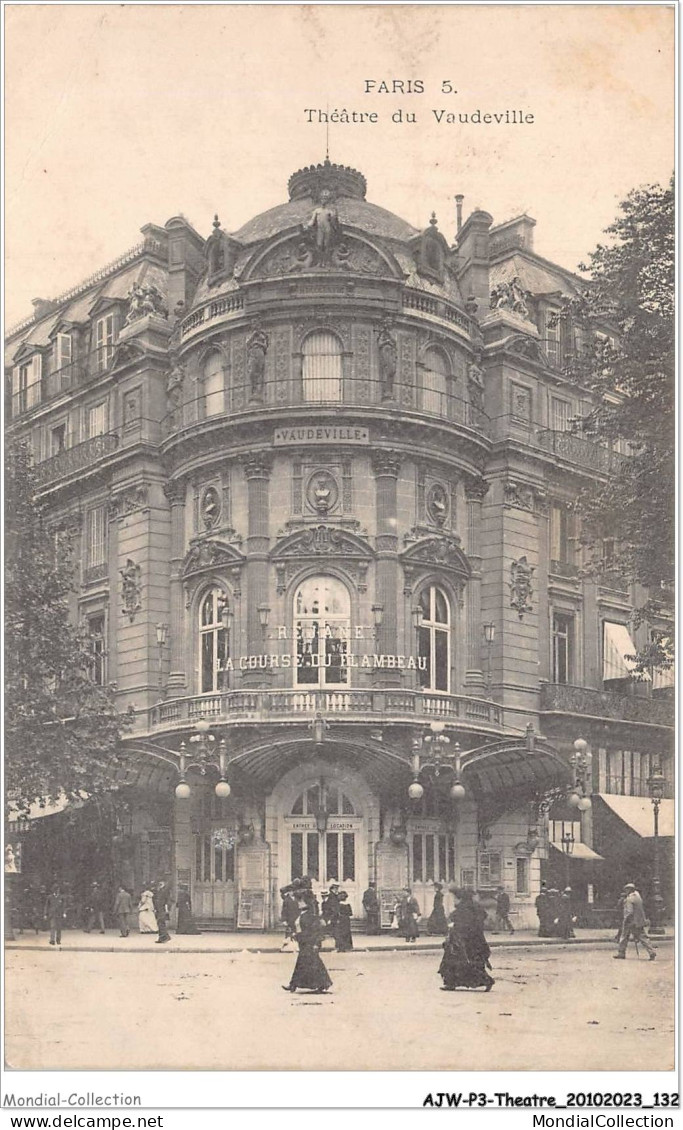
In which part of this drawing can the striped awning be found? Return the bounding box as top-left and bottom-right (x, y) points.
(603, 621), (650, 681)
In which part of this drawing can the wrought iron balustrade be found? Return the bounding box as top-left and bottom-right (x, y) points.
(33, 432), (120, 486)
(540, 682), (673, 728)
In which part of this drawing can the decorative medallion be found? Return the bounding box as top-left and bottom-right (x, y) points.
(306, 470), (339, 515)
(426, 483), (449, 527)
(201, 486), (221, 529)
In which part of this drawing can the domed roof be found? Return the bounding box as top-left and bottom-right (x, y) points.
(231, 159), (421, 245)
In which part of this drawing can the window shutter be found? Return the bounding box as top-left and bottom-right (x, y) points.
(28, 355), (42, 407)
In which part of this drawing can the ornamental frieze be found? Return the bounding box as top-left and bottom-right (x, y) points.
(181, 538), (246, 580)
(271, 524), (374, 562)
(109, 485), (149, 520)
(245, 232), (398, 282)
(400, 534), (471, 580)
(504, 478), (547, 514)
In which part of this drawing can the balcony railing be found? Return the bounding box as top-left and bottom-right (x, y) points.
(492, 416), (628, 476)
(33, 433), (120, 487)
(605, 775), (674, 800)
(146, 688), (503, 731)
(162, 377), (490, 439)
(540, 683), (674, 728)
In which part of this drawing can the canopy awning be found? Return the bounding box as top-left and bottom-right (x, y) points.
(550, 841), (604, 862)
(461, 738), (571, 797)
(603, 621), (650, 681)
(596, 793), (674, 838)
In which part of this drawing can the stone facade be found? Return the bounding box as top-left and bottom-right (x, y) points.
(5, 162), (673, 929)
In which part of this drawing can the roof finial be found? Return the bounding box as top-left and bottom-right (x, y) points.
(213, 214), (221, 232)
(325, 102), (330, 162)
(429, 212), (438, 228)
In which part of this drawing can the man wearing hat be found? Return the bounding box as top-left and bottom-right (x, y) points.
(614, 883), (656, 960)
(322, 883), (341, 933)
(362, 881), (381, 934)
(557, 887), (576, 939)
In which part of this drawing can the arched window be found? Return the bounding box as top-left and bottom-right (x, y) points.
(294, 576), (350, 688)
(302, 331), (342, 402)
(422, 348), (451, 417)
(290, 786), (356, 816)
(418, 584), (451, 692)
(199, 589), (230, 693)
(202, 352), (224, 417)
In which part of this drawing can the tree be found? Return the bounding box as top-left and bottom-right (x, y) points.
(4, 440), (128, 814)
(564, 178), (675, 674)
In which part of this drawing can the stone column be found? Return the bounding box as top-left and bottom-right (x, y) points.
(243, 453), (273, 686)
(164, 477), (188, 695)
(464, 477), (488, 695)
(372, 452), (401, 686)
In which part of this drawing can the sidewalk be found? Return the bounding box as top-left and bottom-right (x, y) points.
(6, 926), (672, 955)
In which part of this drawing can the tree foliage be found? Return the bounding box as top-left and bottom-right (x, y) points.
(564, 179), (675, 671)
(4, 440), (129, 814)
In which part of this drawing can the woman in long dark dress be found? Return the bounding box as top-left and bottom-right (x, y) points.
(283, 891), (333, 993)
(176, 886), (201, 935)
(398, 887), (421, 943)
(438, 888), (495, 991)
(427, 882), (448, 935)
(335, 891), (354, 951)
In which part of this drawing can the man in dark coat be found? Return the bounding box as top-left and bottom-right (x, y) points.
(45, 884), (65, 946)
(614, 883), (657, 960)
(322, 883), (341, 932)
(362, 882), (381, 934)
(85, 881), (106, 934)
(495, 886), (515, 934)
(280, 881), (301, 947)
(557, 887), (576, 939)
(153, 880), (172, 944)
(535, 882), (551, 937)
(113, 885), (133, 937)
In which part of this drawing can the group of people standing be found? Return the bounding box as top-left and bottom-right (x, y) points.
(534, 884), (577, 939)
(40, 878), (199, 945)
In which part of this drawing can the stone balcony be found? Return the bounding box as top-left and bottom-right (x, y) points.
(145, 688), (504, 733)
(540, 682), (674, 729)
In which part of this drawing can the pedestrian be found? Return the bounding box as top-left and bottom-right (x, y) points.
(335, 891), (354, 951)
(362, 881), (381, 934)
(280, 880), (301, 949)
(282, 889), (333, 994)
(398, 887), (421, 943)
(44, 883), (66, 946)
(613, 883), (657, 961)
(113, 884), (133, 937)
(614, 889), (627, 943)
(153, 880), (172, 944)
(176, 885), (201, 934)
(84, 881), (106, 934)
(535, 882), (551, 937)
(558, 887), (576, 939)
(546, 889), (562, 937)
(495, 885), (515, 934)
(300, 875), (319, 914)
(322, 883), (340, 933)
(427, 881), (448, 935)
(137, 886), (157, 934)
(438, 888), (494, 992)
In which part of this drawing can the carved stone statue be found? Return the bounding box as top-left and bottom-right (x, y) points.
(120, 559), (142, 622)
(467, 361), (485, 411)
(377, 321), (397, 401)
(299, 190), (343, 267)
(125, 281), (168, 325)
(246, 329), (269, 401)
(490, 276), (531, 320)
(166, 360), (185, 429)
(509, 556), (534, 619)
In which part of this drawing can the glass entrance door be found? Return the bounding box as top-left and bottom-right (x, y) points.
(284, 784), (362, 914)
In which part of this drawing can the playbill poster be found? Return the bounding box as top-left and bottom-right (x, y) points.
(3, 1), (676, 1121)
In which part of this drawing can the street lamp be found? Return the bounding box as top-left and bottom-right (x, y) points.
(257, 605), (270, 636)
(220, 604), (233, 689)
(560, 826), (575, 888)
(647, 763), (667, 936)
(410, 721), (466, 802)
(371, 604), (384, 641)
(175, 721), (231, 800)
(483, 622), (495, 697)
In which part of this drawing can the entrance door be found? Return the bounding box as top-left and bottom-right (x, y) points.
(285, 783), (363, 915)
(191, 792), (236, 922)
(408, 820), (459, 922)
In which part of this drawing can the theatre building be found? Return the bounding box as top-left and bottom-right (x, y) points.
(5, 160), (674, 929)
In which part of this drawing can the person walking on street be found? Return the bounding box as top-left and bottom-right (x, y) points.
(362, 881), (381, 935)
(45, 884), (65, 946)
(614, 889), (627, 943)
(535, 882), (551, 937)
(113, 885), (133, 937)
(322, 883), (341, 934)
(85, 881), (106, 934)
(335, 891), (354, 951)
(176, 885), (201, 934)
(558, 887), (576, 939)
(495, 886), (515, 934)
(427, 882), (448, 935)
(614, 883), (657, 961)
(153, 880), (172, 944)
(137, 887), (157, 934)
(283, 889), (332, 994)
(438, 888), (495, 992)
(398, 887), (421, 943)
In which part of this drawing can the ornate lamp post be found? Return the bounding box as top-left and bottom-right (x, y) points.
(567, 738), (592, 812)
(646, 763), (667, 936)
(175, 720), (231, 800)
(560, 826), (575, 888)
(409, 721), (466, 802)
(483, 622), (495, 697)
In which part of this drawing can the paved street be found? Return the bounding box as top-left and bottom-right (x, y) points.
(6, 941), (673, 1072)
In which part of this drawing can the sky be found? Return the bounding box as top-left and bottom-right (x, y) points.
(4, 3), (674, 329)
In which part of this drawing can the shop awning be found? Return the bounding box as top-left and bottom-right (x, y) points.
(596, 793), (674, 838)
(461, 738), (571, 797)
(603, 621), (650, 681)
(7, 794), (87, 823)
(550, 841), (604, 862)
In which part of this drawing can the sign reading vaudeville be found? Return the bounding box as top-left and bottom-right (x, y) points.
(274, 425), (369, 446)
